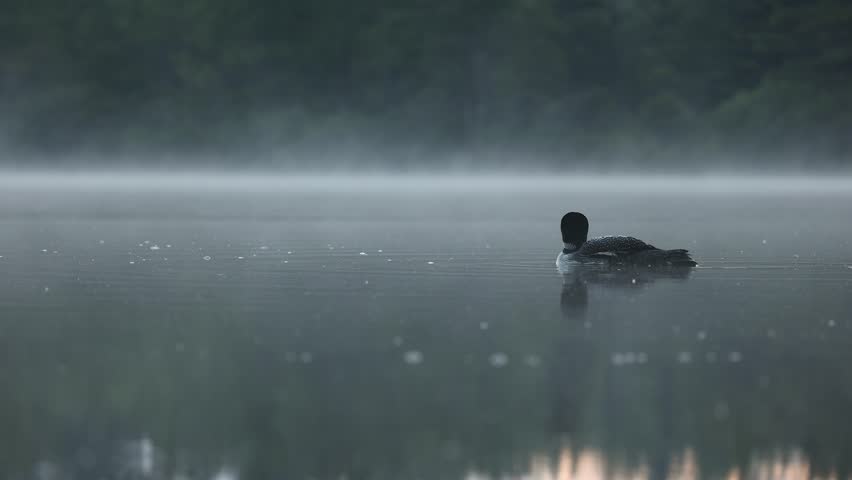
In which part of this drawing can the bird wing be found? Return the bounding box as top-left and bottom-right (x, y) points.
(577, 236), (657, 256)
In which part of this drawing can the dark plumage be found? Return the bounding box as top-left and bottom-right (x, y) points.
(559, 212), (697, 267)
(577, 235), (656, 256)
(561, 212), (589, 246)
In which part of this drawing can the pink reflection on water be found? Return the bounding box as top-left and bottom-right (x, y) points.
(466, 447), (846, 480)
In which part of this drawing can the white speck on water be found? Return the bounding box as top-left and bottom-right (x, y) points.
(138, 243), (144, 247)
(129, 261), (135, 265)
(377, 249), (383, 253)
(761, 239), (767, 245)
(203, 256), (212, 261)
(392, 336), (404, 347)
(524, 355), (541, 367)
(728, 351), (743, 363)
(52, 250), (58, 254)
(35, 462), (59, 480)
(259, 246), (269, 250)
(210, 467), (239, 480)
(364, 280), (369, 285)
(41, 249), (48, 253)
(697, 331), (707, 341)
(489, 352), (509, 368)
(287, 251), (293, 255)
(143, 240), (150, 245)
(637, 352), (648, 364)
(828, 319), (836, 327)
(283, 260), (289, 264)
(98, 240), (105, 245)
(300, 352), (313, 364)
(427, 261), (435, 265)
(43, 286), (50, 293)
(714, 401), (730, 420)
(149, 245), (160, 251)
(403, 350), (423, 365)
(166, 244), (171, 248)
(793, 254), (800, 259)
(236, 256), (245, 260)
(479, 321), (489, 330)
(387, 258), (392, 262)
(677, 352), (693, 364)
(138, 436), (154, 475)
(359, 252), (368, 256)
(631, 278), (637, 284)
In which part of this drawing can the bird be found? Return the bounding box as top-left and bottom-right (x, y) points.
(557, 212), (697, 269)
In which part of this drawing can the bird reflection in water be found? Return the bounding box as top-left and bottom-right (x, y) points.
(551, 262), (695, 469)
(559, 262), (693, 319)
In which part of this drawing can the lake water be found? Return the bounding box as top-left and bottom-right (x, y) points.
(1, 174), (851, 480)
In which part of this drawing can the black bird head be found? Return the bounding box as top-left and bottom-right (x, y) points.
(561, 212), (589, 248)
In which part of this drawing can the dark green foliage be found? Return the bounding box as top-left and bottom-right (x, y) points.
(1, 0), (851, 164)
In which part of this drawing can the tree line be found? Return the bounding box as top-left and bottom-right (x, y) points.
(2, 0), (851, 165)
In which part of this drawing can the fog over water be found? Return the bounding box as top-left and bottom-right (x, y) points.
(1, 171), (851, 479)
(4, 0), (851, 476)
(4, 170), (852, 192)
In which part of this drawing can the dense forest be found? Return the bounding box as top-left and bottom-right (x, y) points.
(2, 0), (851, 166)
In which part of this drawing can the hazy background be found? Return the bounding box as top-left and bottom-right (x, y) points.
(2, 0), (851, 169)
(4, 3), (852, 478)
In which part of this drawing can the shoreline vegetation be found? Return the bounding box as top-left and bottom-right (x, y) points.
(2, 0), (851, 165)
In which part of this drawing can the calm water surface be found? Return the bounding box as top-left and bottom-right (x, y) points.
(1, 176), (851, 480)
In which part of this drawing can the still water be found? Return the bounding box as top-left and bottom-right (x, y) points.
(1, 175), (851, 480)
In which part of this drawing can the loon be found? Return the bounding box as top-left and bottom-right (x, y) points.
(557, 212), (697, 268)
